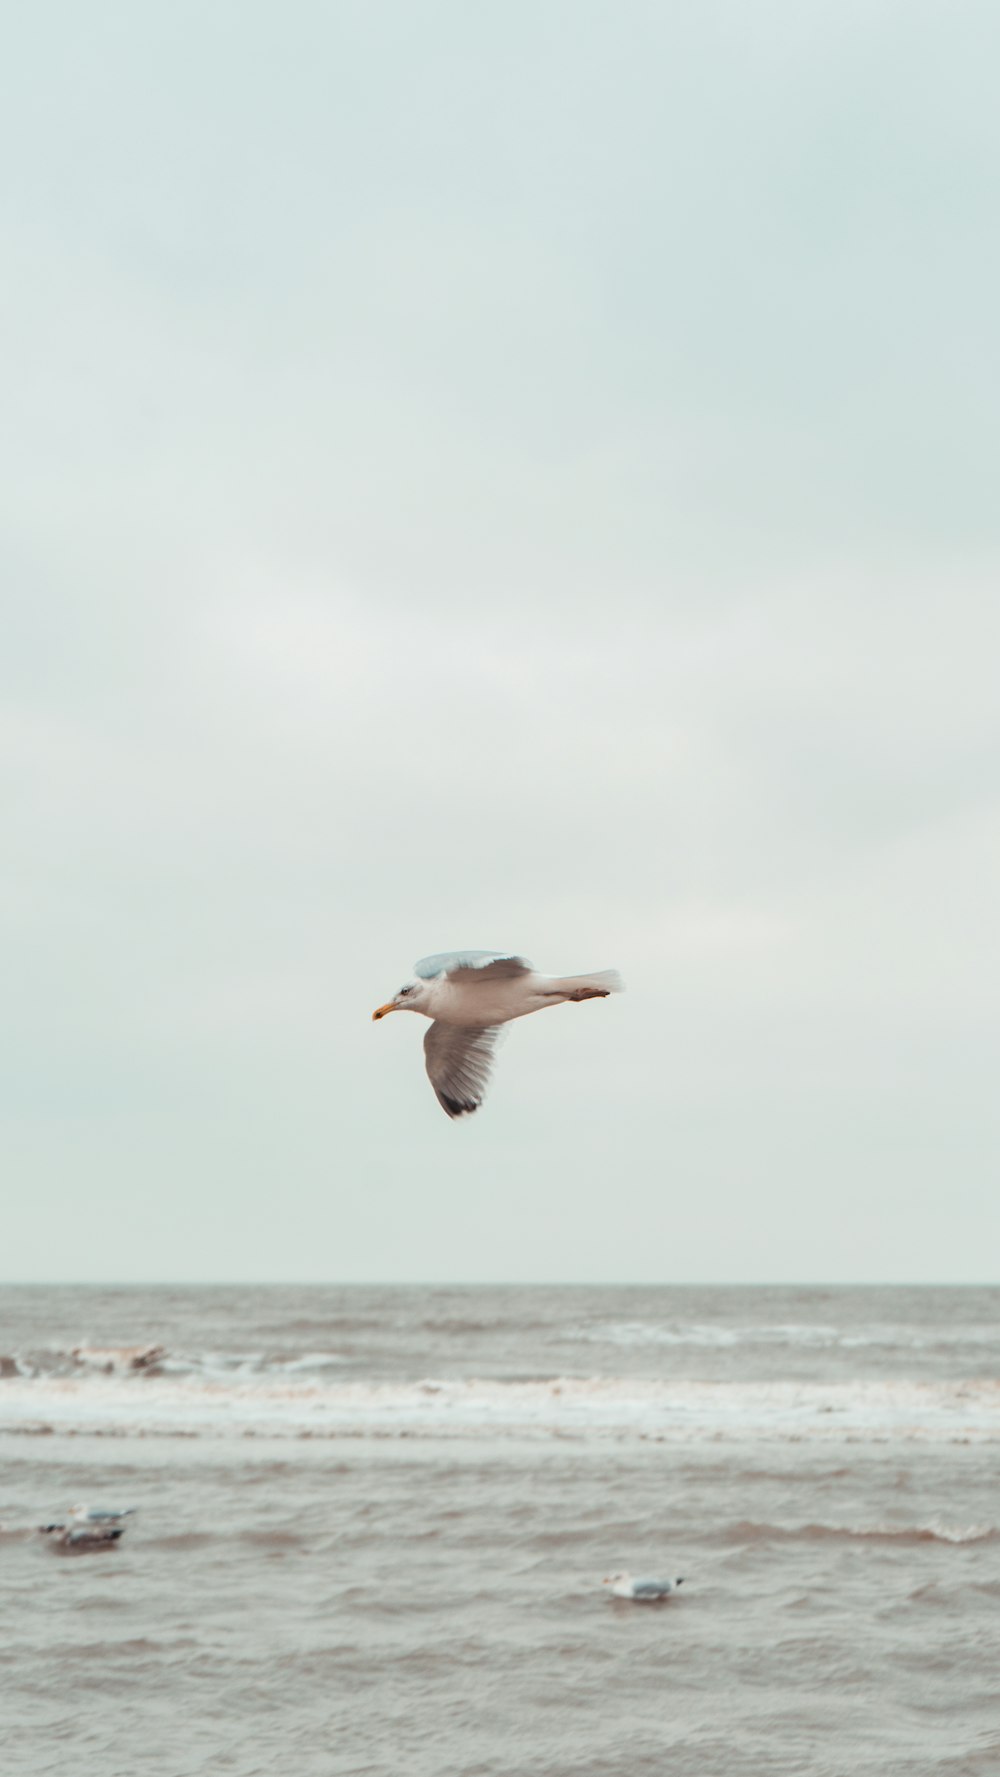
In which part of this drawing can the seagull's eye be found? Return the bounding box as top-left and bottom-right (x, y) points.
(399, 986), (411, 996)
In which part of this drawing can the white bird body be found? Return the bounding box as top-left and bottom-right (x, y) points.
(603, 1572), (684, 1600)
(69, 1504), (135, 1524)
(372, 950), (623, 1117)
(422, 968), (615, 1029)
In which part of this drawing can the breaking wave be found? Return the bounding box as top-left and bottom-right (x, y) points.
(578, 1321), (1000, 1353)
(1, 1372), (997, 1444)
(0, 1346), (350, 1383)
(719, 1518), (999, 1547)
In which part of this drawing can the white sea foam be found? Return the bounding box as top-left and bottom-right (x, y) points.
(1, 1374), (997, 1443)
(579, 1320), (1000, 1351)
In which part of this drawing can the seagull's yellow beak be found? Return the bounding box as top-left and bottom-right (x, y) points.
(371, 1002), (397, 1022)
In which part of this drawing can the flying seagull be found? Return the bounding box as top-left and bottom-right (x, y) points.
(603, 1572), (684, 1601)
(372, 950), (623, 1118)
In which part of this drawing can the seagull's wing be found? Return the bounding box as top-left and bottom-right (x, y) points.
(414, 951), (533, 983)
(631, 1578), (672, 1597)
(423, 1022), (503, 1118)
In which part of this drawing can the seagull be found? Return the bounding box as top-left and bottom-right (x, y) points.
(372, 950), (623, 1117)
(39, 1523), (126, 1552)
(69, 1504), (135, 1524)
(603, 1572), (684, 1601)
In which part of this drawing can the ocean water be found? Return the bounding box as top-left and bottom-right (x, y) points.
(2, 1284), (998, 1776)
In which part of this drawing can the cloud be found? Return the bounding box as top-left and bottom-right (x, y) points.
(1, 1), (998, 1278)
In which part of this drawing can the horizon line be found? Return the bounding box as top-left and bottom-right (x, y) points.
(2, 1277), (996, 1290)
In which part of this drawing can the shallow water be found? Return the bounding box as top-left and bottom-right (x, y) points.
(2, 1285), (998, 1774)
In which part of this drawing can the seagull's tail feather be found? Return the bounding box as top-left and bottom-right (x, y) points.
(544, 968), (624, 1002)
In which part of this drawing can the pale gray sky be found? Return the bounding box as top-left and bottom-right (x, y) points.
(3, 1), (998, 1282)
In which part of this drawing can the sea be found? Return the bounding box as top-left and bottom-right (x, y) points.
(2, 1284), (998, 1776)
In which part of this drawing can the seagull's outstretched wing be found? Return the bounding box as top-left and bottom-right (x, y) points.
(414, 951), (533, 983)
(423, 1022), (503, 1118)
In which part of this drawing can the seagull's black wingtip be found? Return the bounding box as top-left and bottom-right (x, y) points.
(439, 1093), (481, 1119)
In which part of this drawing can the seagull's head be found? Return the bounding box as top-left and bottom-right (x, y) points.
(602, 1572), (627, 1586)
(372, 980), (431, 1021)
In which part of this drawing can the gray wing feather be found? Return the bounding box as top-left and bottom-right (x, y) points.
(449, 957), (532, 983)
(414, 951), (533, 983)
(423, 1023), (502, 1118)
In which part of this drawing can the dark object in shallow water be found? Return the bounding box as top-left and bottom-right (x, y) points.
(39, 1522), (126, 1552)
(70, 1344), (165, 1373)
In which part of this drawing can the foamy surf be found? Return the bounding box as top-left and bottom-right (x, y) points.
(576, 1320), (1000, 1351)
(2, 1374), (998, 1442)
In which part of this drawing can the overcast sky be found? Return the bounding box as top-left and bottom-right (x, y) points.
(2, 1), (998, 1283)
